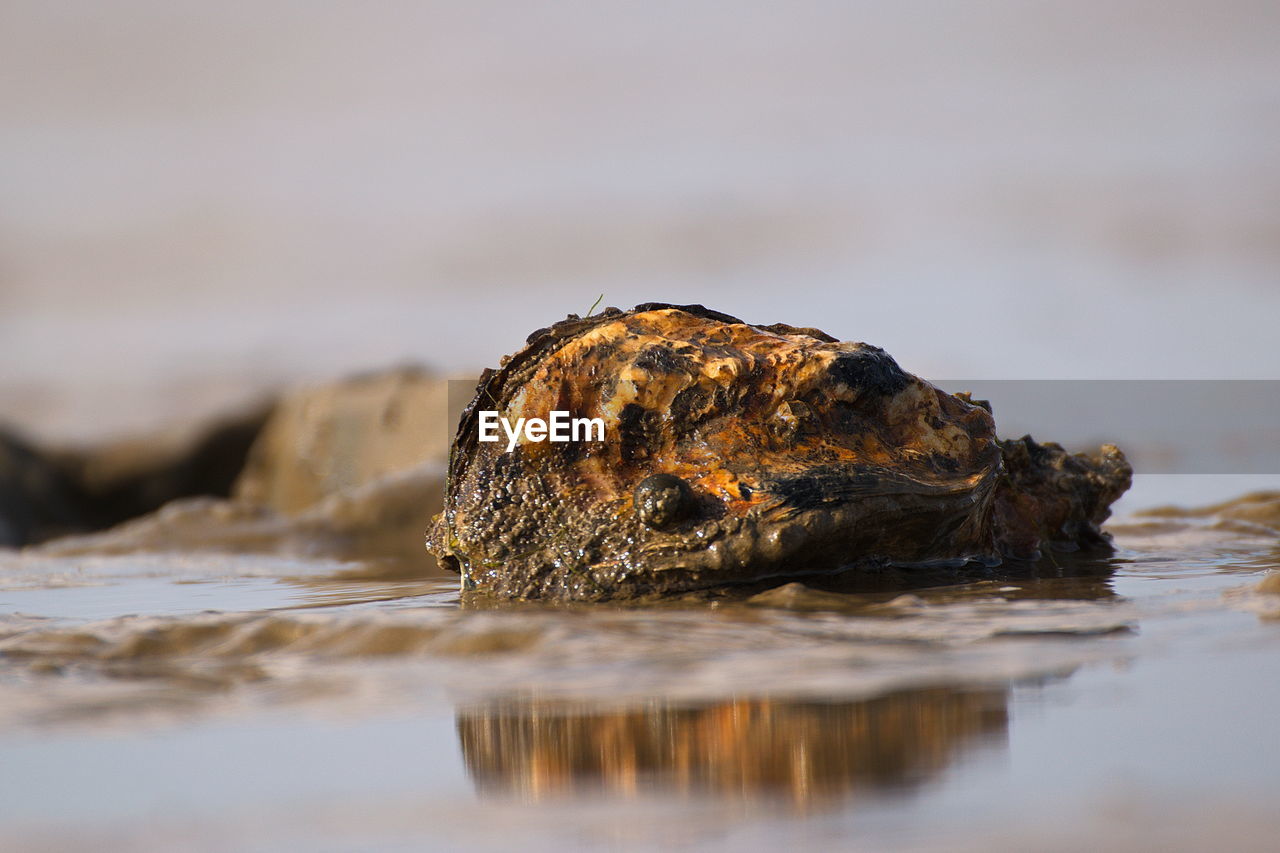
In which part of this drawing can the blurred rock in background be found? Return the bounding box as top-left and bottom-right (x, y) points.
(3, 368), (455, 574)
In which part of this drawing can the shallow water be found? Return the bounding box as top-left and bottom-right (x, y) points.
(1, 480), (1278, 851)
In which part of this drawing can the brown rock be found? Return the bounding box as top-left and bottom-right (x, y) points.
(234, 366), (450, 514)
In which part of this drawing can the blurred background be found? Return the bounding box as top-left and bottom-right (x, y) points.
(2, 0), (1278, 445)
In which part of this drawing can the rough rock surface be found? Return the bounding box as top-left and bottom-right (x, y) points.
(429, 304), (1132, 600)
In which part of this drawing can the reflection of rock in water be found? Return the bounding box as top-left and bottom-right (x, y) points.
(458, 688), (1008, 806)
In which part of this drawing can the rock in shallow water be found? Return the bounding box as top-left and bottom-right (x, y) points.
(13, 367), (452, 572)
(234, 366), (449, 515)
(0, 429), (87, 547)
(428, 304), (1132, 600)
(0, 404), (269, 548)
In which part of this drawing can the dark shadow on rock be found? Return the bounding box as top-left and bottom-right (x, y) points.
(0, 428), (88, 546)
(55, 402), (274, 531)
(1, 403), (272, 547)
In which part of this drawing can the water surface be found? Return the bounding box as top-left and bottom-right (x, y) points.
(2, 480), (1278, 851)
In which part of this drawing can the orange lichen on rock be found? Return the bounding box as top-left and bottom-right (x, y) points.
(428, 304), (1130, 600)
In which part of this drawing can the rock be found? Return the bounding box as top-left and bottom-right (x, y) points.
(36, 462), (444, 570)
(57, 401), (272, 530)
(429, 303), (1132, 600)
(234, 366), (450, 515)
(32, 367), (455, 571)
(1, 400), (272, 549)
(1138, 491), (1280, 533)
(0, 428), (87, 547)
